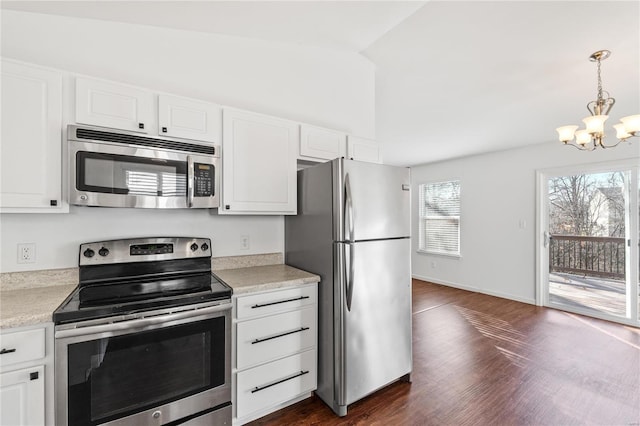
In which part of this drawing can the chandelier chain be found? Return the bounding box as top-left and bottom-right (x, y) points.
(596, 58), (603, 103)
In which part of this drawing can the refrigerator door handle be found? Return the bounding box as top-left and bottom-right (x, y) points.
(336, 241), (347, 406)
(344, 173), (355, 311)
(346, 242), (354, 311)
(344, 173), (354, 242)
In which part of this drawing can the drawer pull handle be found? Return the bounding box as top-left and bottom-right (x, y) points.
(251, 370), (309, 393)
(252, 327), (310, 344)
(251, 296), (310, 309)
(0, 348), (16, 355)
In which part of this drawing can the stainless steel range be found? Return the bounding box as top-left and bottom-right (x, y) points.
(53, 237), (232, 426)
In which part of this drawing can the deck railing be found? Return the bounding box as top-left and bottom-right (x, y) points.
(549, 235), (625, 279)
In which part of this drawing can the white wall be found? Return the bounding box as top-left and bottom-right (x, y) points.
(0, 10), (375, 273)
(411, 141), (639, 304)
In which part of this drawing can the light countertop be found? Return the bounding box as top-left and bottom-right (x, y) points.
(0, 263), (319, 330)
(214, 264), (320, 295)
(0, 284), (76, 329)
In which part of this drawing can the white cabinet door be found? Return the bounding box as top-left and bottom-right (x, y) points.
(299, 124), (346, 160)
(0, 60), (63, 210)
(221, 109), (298, 215)
(158, 94), (222, 143)
(347, 135), (382, 164)
(0, 365), (45, 426)
(75, 77), (155, 133)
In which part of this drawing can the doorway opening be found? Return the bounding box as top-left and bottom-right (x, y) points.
(537, 161), (639, 326)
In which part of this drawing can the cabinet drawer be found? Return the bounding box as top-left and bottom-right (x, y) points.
(0, 328), (45, 369)
(237, 306), (315, 370)
(236, 349), (316, 419)
(235, 285), (316, 320)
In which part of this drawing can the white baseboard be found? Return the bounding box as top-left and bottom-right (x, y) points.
(412, 274), (536, 306)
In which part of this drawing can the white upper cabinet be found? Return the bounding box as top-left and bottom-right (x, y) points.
(75, 78), (222, 144)
(158, 94), (221, 143)
(1, 59), (64, 211)
(299, 124), (346, 161)
(221, 108), (298, 215)
(75, 77), (156, 134)
(347, 135), (383, 164)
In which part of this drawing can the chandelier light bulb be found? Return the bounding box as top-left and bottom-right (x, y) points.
(620, 114), (640, 134)
(613, 123), (631, 140)
(556, 125), (579, 143)
(582, 115), (608, 135)
(575, 130), (591, 145)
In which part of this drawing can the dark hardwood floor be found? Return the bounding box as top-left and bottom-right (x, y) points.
(249, 279), (640, 425)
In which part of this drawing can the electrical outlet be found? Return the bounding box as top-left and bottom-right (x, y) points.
(18, 243), (36, 264)
(240, 235), (250, 250)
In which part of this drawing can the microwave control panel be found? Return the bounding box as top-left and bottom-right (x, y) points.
(194, 163), (214, 197)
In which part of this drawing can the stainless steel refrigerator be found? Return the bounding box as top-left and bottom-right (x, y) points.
(285, 158), (412, 417)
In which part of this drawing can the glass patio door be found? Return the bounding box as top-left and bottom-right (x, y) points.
(538, 163), (639, 326)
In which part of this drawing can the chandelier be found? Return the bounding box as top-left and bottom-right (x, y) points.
(556, 50), (640, 150)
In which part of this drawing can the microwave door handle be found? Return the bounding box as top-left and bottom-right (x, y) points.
(187, 156), (194, 208)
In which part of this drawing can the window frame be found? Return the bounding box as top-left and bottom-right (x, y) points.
(418, 179), (461, 257)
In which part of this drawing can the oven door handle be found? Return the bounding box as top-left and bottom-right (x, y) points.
(55, 303), (230, 339)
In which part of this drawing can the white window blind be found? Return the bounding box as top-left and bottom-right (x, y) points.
(419, 180), (460, 255)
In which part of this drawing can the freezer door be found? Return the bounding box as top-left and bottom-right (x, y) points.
(336, 238), (412, 407)
(337, 159), (410, 241)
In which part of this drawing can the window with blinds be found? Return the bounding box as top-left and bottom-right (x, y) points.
(419, 180), (461, 256)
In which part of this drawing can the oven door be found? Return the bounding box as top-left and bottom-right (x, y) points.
(69, 140), (219, 209)
(55, 303), (231, 426)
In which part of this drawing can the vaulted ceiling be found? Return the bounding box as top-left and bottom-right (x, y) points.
(3, 1), (639, 166)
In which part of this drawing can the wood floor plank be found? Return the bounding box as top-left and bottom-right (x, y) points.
(248, 280), (640, 425)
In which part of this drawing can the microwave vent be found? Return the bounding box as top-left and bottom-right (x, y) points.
(75, 128), (215, 155)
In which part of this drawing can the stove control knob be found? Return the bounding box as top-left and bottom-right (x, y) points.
(98, 247), (110, 257)
(201, 243), (209, 251)
(190, 243), (199, 252)
(83, 248), (95, 258)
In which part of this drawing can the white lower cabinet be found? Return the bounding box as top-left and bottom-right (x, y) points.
(232, 284), (317, 424)
(0, 324), (53, 426)
(0, 365), (45, 426)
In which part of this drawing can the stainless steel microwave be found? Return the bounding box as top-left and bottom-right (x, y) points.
(68, 125), (220, 209)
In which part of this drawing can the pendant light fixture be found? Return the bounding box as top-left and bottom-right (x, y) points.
(556, 50), (640, 150)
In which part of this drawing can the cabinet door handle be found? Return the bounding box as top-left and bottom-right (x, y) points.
(251, 370), (309, 393)
(0, 348), (16, 355)
(252, 327), (310, 344)
(251, 296), (310, 309)
(162, 127), (168, 133)
(138, 123), (145, 129)
(30, 372), (39, 380)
